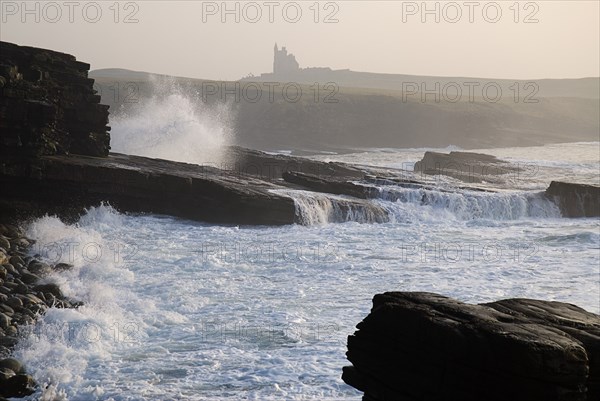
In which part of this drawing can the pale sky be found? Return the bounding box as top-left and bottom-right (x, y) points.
(1, 1), (599, 80)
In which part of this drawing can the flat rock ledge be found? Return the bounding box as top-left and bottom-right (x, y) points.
(342, 292), (600, 401)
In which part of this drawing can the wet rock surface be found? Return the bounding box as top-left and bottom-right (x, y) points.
(545, 181), (600, 217)
(282, 171), (375, 199)
(0, 223), (78, 399)
(225, 146), (365, 181)
(0, 152), (298, 225)
(342, 292), (600, 401)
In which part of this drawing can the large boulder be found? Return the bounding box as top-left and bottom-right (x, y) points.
(343, 292), (600, 401)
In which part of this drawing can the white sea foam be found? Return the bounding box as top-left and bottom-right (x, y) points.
(276, 186), (561, 227)
(12, 143), (600, 400)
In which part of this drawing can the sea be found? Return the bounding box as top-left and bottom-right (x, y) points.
(11, 90), (600, 401)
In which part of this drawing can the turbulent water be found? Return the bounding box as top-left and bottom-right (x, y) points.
(13, 142), (600, 401)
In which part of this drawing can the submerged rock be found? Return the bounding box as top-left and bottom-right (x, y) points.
(343, 292), (600, 401)
(545, 181), (600, 217)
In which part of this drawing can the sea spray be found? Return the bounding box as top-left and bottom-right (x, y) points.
(14, 205), (147, 401)
(109, 76), (234, 166)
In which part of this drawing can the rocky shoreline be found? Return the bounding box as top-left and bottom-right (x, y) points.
(1, 40), (599, 400)
(0, 223), (79, 399)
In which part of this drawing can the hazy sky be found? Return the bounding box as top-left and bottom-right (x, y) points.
(1, 1), (599, 80)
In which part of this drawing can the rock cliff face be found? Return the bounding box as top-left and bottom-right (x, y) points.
(343, 292), (600, 401)
(545, 181), (600, 217)
(0, 41), (110, 160)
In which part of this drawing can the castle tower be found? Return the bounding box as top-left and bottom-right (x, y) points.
(273, 43), (299, 75)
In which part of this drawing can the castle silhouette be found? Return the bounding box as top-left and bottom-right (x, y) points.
(273, 44), (299, 74)
(240, 43), (343, 81)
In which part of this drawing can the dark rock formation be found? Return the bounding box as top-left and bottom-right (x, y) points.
(0, 41), (110, 159)
(545, 181), (600, 217)
(0, 152), (297, 226)
(342, 292), (600, 401)
(414, 151), (520, 183)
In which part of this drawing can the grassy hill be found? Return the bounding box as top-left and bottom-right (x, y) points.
(90, 69), (600, 152)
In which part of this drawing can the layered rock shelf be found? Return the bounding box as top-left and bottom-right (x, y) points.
(342, 292), (600, 401)
(0, 152), (297, 225)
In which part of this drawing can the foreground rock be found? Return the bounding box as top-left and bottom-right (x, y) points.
(343, 292), (600, 401)
(414, 151), (521, 183)
(545, 181), (600, 217)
